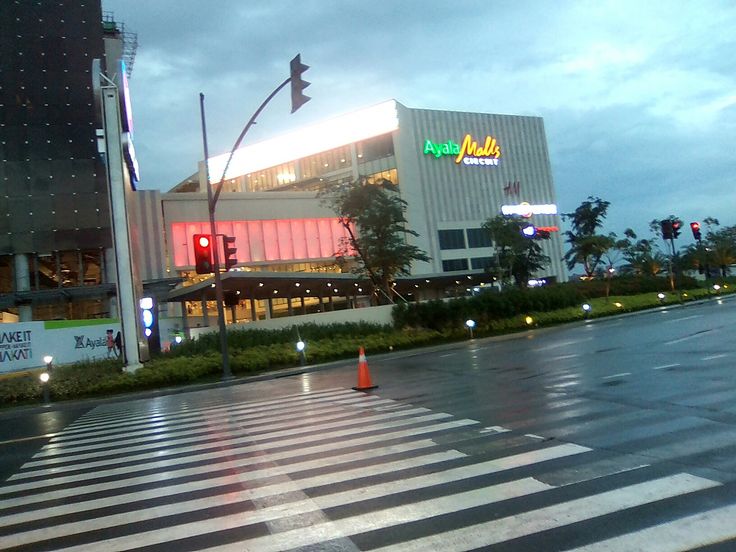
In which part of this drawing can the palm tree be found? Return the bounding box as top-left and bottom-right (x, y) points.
(562, 197), (613, 278)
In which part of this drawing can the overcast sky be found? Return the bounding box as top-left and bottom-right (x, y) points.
(103, 0), (735, 241)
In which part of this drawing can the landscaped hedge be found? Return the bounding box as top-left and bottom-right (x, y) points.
(167, 322), (393, 358)
(392, 284), (585, 331)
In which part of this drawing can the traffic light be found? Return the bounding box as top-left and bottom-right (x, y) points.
(690, 221), (702, 240)
(672, 220), (681, 239)
(223, 235), (237, 270)
(660, 220), (673, 239)
(193, 234), (213, 274)
(289, 54), (310, 113)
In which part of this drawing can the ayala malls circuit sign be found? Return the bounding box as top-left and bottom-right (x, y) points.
(423, 134), (501, 166)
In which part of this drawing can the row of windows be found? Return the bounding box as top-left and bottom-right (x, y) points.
(214, 134), (396, 194)
(438, 228), (493, 250)
(441, 256), (496, 272)
(0, 250), (105, 292)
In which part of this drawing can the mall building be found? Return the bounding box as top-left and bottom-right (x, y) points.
(140, 100), (567, 327)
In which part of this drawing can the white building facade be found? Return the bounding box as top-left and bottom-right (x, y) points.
(137, 100), (567, 327)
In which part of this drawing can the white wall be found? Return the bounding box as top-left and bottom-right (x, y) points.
(0, 320), (122, 374)
(188, 304), (394, 339)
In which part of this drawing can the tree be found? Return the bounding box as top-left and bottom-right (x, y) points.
(618, 228), (667, 277)
(319, 176), (430, 304)
(482, 215), (550, 288)
(705, 223), (736, 277)
(561, 197), (613, 278)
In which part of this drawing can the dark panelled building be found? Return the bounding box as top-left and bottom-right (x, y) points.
(1, 1), (125, 321)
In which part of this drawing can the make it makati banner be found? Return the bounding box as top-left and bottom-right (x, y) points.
(0, 320), (121, 374)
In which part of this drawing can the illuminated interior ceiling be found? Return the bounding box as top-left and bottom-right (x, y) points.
(207, 100), (399, 181)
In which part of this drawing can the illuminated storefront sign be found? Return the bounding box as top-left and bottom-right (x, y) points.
(501, 203), (558, 217)
(423, 134), (502, 166)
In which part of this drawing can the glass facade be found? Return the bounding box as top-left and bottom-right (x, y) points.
(467, 228), (492, 248)
(211, 133), (397, 194)
(438, 229), (466, 250)
(442, 258), (469, 272)
(471, 256), (496, 270)
(27, 249), (103, 290)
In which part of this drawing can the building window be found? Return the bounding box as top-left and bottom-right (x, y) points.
(0, 255), (12, 293)
(366, 168), (398, 185)
(438, 229), (466, 250)
(356, 133), (394, 162)
(442, 258), (468, 272)
(467, 228), (492, 248)
(471, 256), (496, 270)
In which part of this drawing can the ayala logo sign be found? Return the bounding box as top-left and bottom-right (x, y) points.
(423, 134), (501, 166)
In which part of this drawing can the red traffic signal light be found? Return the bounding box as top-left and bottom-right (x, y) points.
(223, 235), (238, 270)
(671, 220), (681, 239)
(289, 54), (311, 114)
(690, 221), (702, 240)
(193, 234), (213, 274)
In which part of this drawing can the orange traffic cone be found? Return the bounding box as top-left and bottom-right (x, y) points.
(352, 346), (378, 391)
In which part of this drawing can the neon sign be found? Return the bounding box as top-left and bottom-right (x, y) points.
(423, 133), (502, 166)
(501, 203), (558, 217)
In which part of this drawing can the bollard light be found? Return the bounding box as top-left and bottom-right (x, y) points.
(582, 303), (591, 312)
(525, 316), (534, 326)
(465, 319), (476, 339)
(40, 355), (52, 404)
(657, 292), (666, 302)
(713, 284), (721, 292)
(296, 340), (306, 366)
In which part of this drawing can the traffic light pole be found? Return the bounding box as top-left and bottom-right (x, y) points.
(199, 93), (232, 380)
(197, 56), (309, 381)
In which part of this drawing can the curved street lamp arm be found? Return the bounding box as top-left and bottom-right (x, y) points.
(210, 77), (291, 210)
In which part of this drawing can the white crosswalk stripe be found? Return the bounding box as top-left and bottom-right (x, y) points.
(0, 386), (732, 552)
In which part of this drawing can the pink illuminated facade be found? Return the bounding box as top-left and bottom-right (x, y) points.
(170, 218), (353, 268)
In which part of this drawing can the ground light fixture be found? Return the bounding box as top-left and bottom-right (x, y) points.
(465, 319), (476, 339)
(40, 355), (53, 403)
(713, 284), (721, 292)
(657, 292), (666, 302)
(296, 340), (306, 366)
(582, 304), (592, 318)
(525, 316), (534, 326)
(614, 302), (623, 308)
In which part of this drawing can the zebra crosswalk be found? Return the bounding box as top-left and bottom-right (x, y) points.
(0, 385), (734, 551)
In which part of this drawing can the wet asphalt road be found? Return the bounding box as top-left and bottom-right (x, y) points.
(2, 294), (736, 550)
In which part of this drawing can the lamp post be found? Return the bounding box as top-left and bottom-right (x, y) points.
(198, 55), (310, 381)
